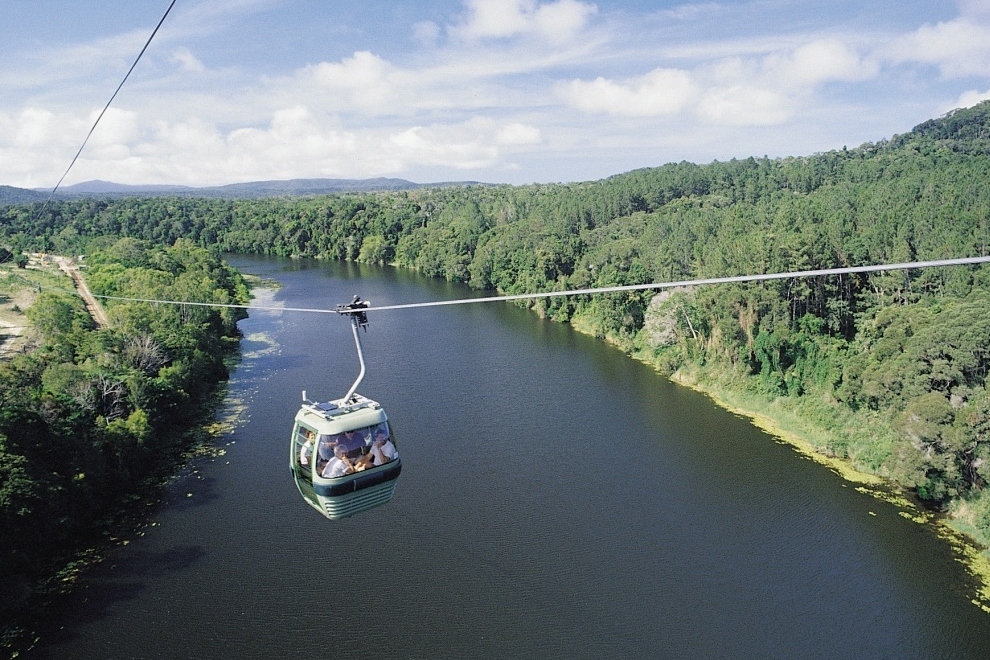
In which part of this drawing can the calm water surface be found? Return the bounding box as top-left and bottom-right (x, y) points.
(24, 256), (990, 659)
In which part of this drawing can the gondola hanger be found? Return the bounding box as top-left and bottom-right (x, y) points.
(289, 296), (401, 520)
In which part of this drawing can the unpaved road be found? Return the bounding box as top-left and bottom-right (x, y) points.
(54, 256), (109, 328)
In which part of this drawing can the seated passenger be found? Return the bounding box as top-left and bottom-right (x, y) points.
(317, 434), (339, 460)
(338, 429), (367, 459)
(369, 429), (398, 465)
(321, 445), (355, 478)
(298, 436), (314, 468)
(351, 429), (396, 470)
(315, 435), (335, 474)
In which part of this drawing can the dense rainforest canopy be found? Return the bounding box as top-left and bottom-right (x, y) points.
(3, 101), (990, 556)
(0, 240), (247, 641)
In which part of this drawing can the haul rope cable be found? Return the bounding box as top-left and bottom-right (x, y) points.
(87, 255), (990, 314)
(45, 0), (178, 202)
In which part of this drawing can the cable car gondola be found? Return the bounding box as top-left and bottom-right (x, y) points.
(289, 297), (400, 519)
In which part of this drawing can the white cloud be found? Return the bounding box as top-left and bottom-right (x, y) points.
(556, 36), (875, 125)
(4, 108), (59, 148)
(884, 17), (990, 77)
(15, 104), (542, 185)
(388, 117), (535, 169)
(557, 68), (699, 116)
(531, 0), (598, 43)
(83, 107), (140, 162)
(943, 88), (990, 112)
(698, 86), (794, 126)
(496, 122), (542, 145)
(765, 39), (877, 86)
(452, 0), (597, 43)
(457, 0), (531, 38)
(390, 126), (497, 169)
(0, 107), (108, 186)
(151, 117), (224, 156)
(300, 52), (399, 115)
(278, 43), (583, 120)
(171, 48), (206, 73)
(222, 107), (359, 178)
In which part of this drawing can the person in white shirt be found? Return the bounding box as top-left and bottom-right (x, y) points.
(321, 445), (355, 478)
(370, 429), (397, 465)
(354, 428), (398, 470)
(298, 435), (314, 468)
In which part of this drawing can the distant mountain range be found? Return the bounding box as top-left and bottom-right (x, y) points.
(0, 177), (483, 205)
(0, 185), (49, 205)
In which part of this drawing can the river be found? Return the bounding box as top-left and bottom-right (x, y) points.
(22, 255), (990, 659)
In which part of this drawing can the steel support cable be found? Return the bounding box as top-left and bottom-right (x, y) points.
(89, 255), (990, 314)
(46, 0), (178, 201)
(364, 255), (990, 311)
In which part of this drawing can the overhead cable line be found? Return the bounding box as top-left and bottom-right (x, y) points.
(364, 256), (990, 311)
(45, 0), (178, 202)
(88, 255), (990, 314)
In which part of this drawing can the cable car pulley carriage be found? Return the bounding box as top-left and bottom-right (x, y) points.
(289, 297), (401, 520)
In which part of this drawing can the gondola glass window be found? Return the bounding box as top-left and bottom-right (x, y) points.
(313, 422), (397, 477)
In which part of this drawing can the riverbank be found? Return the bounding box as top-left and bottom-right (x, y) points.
(0, 392), (235, 658)
(0, 245), (249, 658)
(566, 314), (990, 615)
(671, 366), (990, 614)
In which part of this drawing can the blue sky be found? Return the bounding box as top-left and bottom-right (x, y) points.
(2, 0), (989, 188)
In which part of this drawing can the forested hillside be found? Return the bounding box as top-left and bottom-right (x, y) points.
(0, 240), (247, 641)
(4, 101), (990, 545)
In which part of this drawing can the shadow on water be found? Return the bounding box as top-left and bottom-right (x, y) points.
(17, 452), (222, 658)
(162, 473), (222, 513)
(25, 542), (207, 658)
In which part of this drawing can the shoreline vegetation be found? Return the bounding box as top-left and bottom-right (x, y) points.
(574, 292), (990, 609)
(4, 100), (990, 634)
(681, 370), (990, 615)
(0, 242), (248, 656)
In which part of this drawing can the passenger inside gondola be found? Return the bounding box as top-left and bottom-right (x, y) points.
(354, 424), (397, 470)
(321, 444), (355, 478)
(338, 429), (367, 458)
(316, 433), (341, 475)
(299, 432), (314, 466)
(371, 430), (397, 464)
(295, 427), (316, 477)
(311, 423), (398, 477)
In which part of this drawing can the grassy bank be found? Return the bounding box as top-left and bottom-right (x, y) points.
(568, 312), (990, 614)
(677, 371), (990, 614)
(0, 257), (67, 358)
